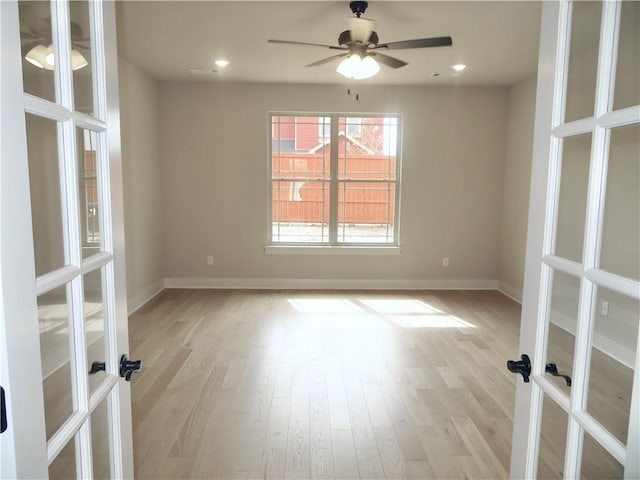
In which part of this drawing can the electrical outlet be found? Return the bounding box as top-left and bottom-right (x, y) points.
(442, 257), (449, 267)
(207, 256), (214, 266)
(601, 301), (609, 316)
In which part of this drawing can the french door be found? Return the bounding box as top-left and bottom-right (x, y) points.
(511, 0), (639, 478)
(0, 0), (134, 478)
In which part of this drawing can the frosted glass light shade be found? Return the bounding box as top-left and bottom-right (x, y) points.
(25, 43), (88, 71)
(70, 49), (88, 70)
(336, 54), (380, 80)
(25, 44), (53, 70)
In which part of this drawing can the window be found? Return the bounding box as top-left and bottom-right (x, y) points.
(346, 117), (362, 137)
(270, 113), (401, 245)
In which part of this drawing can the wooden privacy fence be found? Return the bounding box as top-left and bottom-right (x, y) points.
(272, 153), (396, 224)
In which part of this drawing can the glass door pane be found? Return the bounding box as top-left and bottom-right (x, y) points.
(48, 437), (77, 480)
(554, 133), (591, 262)
(85, 268), (106, 393)
(26, 114), (67, 277)
(599, 124), (639, 280)
(18, 0), (56, 102)
(586, 287), (638, 444)
(38, 284), (74, 439)
(537, 394), (569, 479)
(581, 433), (623, 479)
(69, 0), (93, 114)
(564, 1), (602, 122)
(77, 128), (102, 259)
(546, 270), (580, 395)
(91, 399), (111, 479)
(613, 1), (640, 110)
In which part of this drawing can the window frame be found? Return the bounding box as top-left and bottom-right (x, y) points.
(268, 112), (402, 248)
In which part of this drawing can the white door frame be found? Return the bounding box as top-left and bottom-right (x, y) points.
(510, 1), (640, 478)
(0, 0), (134, 477)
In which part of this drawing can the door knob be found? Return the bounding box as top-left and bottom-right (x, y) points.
(507, 354), (531, 382)
(119, 355), (142, 381)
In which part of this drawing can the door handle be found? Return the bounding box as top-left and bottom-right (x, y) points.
(119, 355), (142, 381)
(507, 354), (531, 382)
(545, 363), (572, 386)
(89, 361), (106, 374)
(1, 386), (7, 433)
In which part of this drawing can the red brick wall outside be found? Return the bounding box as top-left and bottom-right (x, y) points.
(272, 152), (396, 224)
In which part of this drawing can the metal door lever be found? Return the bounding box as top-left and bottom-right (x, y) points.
(1, 387), (7, 433)
(507, 354), (531, 382)
(119, 355), (142, 381)
(89, 361), (106, 374)
(545, 363), (572, 386)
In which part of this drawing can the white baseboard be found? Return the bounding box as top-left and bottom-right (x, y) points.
(127, 280), (164, 315)
(498, 281), (523, 304)
(163, 277), (499, 290)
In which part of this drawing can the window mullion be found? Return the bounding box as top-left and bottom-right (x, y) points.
(329, 114), (339, 244)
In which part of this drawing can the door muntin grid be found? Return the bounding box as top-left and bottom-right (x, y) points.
(531, 0), (640, 477)
(21, 0), (121, 475)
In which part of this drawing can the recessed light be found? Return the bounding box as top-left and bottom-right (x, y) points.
(452, 64), (466, 72)
(214, 59), (229, 68)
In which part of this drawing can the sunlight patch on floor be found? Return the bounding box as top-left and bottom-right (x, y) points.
(305, 314), (391, 330)
(386, 314), (476, 328)
(288, 297), (477, 329)
(359, 298), (443, 314)
(288, 298), (365, 314)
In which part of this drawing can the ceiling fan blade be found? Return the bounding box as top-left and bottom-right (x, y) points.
(268, 39), (346, 50)
(306, 53), (349, 67)
(20, 31), (41, 40)
(373, 36), (453, 50)
(369, 52), (407, 69)
(21, 40), (41, 52)
(349, 17), (376, 43)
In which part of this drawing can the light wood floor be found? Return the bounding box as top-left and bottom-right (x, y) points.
(127, 289), (629, 479)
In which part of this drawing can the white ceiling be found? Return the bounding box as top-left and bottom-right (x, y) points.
(116, 1), (542, 86)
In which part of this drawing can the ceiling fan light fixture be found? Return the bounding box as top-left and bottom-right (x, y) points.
(25, 43), (87, 71)
(25, 44), (52, 70)
(71, 49), (88, 70)
(336, 53), (380, 80)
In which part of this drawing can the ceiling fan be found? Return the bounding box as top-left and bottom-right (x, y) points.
(268, 1), (453, 79)
(20, 18), (90, 71)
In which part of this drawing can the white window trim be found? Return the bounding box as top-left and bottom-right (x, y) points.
(265, 245), (402, 255)
(318, 115), (331, 139)
(268, 112), (402, 248)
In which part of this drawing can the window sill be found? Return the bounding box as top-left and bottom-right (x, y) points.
(264, 245), (402, 255)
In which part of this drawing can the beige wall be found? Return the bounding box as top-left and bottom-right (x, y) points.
(498, 75), (537, 302)
(157, 82), (508, 287)
(118, 58), (164, 311)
